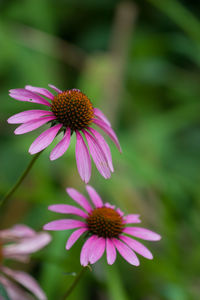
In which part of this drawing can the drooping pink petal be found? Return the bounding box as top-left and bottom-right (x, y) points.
(29, 124), (62, 154)
(0, 224), (35, 241)
(119, 235), (153, 259)
(93, 108), (111, 127)
(43, 219), (86, 231)
(14, 116), (56, 135)
(48, 84), (62, 94)
(48, 204), (88, 218)
(88, 127), (114, 172)
(66, 228), (88, 250)
(3, 232), (51, 256)
(80, 235), (98, 266)
(92, 118), (122, 152)
(50, 128), (71, 160)
(3, 254), (30, 263)
(124, 214), (141, 224)
(83, 130), (111, 179)
(89, 237), (106, 264)
(25, 85), (54, 100)
(106, 238), (117, 265)
(9, 89), (51, 106)
(123, 227), (161, 241)
(112, 238), (140, 266)
(66, 188), (92, 213)
(2, 267), (46, 300)
(105, 203), (115, 209)
(116, 208), (124, 216)
(86, 185), (103, 208)
(7, 110), (53, 124)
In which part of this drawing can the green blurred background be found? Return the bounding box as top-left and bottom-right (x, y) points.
(1, 0), (200, 299)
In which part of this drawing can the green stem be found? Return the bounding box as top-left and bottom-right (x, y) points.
(62, 266), (89, 300)
(0, 151), (43, 206)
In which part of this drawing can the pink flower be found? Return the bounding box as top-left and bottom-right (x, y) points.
(8, 85), (121, 183)
(43, 186), (161, 266)
(0, 224), (51, 300)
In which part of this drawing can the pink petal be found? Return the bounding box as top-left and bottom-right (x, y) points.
(50, 128), (71, 160)
(86, 185), (103, 208)
(93, 108), (111, 127)
(66, 188), (92, 213)
(112, 238), (140, 266)
(48, 84), (62, 94)
(89, 237), (105, 264)
(66, 228), (88, 250)
(25, 85), (54, 100)
(93, 118), (122, 152)
(48, 204), (88, 218)
(106, 238), (117, 265)
(88, 127), (114, 172)
(43, 219), (86, 231)
(29, 124), (62, 154)
(7, 110), (53, 124)
(83, 130), (111, 179)
(0, 224), (35, 241)
(2, 267), (46, 300)
(124, 214), (141, 224)
(75, 131), (91, 183)
(119, 235), (153, 259)
(80, 235), (98, 266)
(123, 227), (161, 241)
(14, 116), (56, 135)
(9, 89), (50, 106)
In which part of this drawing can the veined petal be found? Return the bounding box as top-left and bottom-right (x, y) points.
(66, 228), (88, 250)
(93, 118), (122, 152)
(50, 128), (71, 160)
(112, 238), (140, 266)
(25, 85), (54, 100)
(89, 237), (105, 264)
(80, 235), (98, 266)
(14, 116), (56, 135)
(48, 84), (62, 94)
(123, 227), (161, 241)
(7, 110), (53, 124)
(66, 188), (92, 213)
(93, 108), (111, 127)
(86, 185), (103, 208)
(9, 89), (51, 106)
(124, 214), (141, 224)
(75, 131), (91, 183)
(43, 219), (86, 231)
(119, 235), (153, 259)
(29, 124), (62, 154)
(106, 238), (117, 265)
(48, 204), (88, 218)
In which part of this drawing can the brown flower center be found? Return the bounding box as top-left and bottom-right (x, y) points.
(51, 89), (94, 131)
(87, 207), (124, 238)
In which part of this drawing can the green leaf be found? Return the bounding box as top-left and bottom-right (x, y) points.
(0, 283), (11, 300)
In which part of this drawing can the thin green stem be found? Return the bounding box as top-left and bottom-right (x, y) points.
(0, 151), (43, 207)
(62, 266), (89, 300)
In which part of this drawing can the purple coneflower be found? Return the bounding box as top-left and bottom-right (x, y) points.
(44, 186), (161, 266)
(8, 85), (121, 183)
(0, 224), (51, 300)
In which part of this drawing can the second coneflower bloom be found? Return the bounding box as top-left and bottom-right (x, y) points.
(8, 85), (121, 183)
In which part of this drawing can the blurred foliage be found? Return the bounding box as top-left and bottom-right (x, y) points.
(0, 0), (200, 299)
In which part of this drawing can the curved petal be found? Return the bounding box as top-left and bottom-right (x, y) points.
(48, 204), (88, 218)
(75, 131), (91, 183)
(112, 238), (140, 266)
(80, 235), (98, 266)
(83, 130), (111, 179)
(29, 124), (62, 154)
(50, 128), (71, 160)
(88, 127), (114, 172)
(66, 188), (92, 213)
(123, 227), (161, 241)
(93, 108), (111, 127)
(0, 224), (35, 241)
(66, 228), (88, 250)
(25, 85), (54, 100)
(14, 116), (56, 135)
(43, 219), (86, 231)
(106, 238), (117, 265)
(9, 89), (51, 106)
(124, 214), (141, 224)
(119, 235), (153, 259)
(86, 185), (103, 208)
(89, 237), (105, 264)
(2, 267), (46, 300)
(92, 118), (122, 152)
(48, 84), (62, 94)
(7, 110), (53, 124)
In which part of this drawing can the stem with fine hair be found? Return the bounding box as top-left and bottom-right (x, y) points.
(0, 151), (43, 206)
